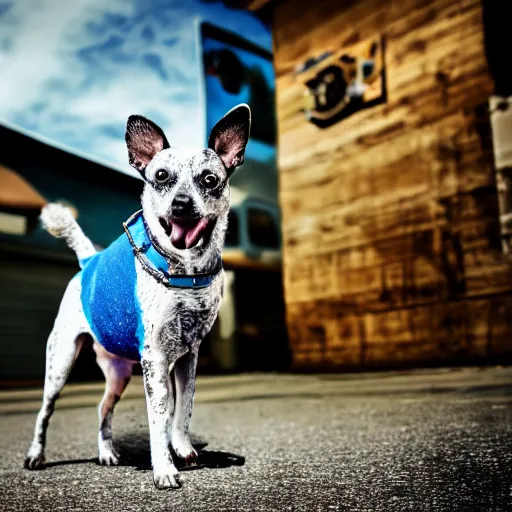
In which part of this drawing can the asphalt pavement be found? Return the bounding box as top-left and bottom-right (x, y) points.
(1, 367), (512, 511)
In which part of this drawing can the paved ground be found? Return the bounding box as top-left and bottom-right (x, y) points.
(1, 367), (512, 511)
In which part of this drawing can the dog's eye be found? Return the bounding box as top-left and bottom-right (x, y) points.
(155, 169), (169, 183)
(202, 173), (219, 189)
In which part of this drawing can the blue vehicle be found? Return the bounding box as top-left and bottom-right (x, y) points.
(196, 21), (281, 270)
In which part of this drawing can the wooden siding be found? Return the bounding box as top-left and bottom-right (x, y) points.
(273, 0), (512, 368)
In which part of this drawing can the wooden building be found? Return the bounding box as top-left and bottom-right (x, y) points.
(237, 0), (512, 369)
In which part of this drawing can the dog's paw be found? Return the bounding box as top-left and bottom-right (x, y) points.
(184, 450), (199, 466)
(153, 465), (181, 490)
(172, 435), (198, 464)
(98, 449), (119, 466)
(24, 453), (46, 470)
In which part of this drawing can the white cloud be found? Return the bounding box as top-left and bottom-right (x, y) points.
(0, 0), (127, 113)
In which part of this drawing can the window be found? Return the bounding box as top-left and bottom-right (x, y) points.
(247, 207), (279, 249)
(490, 96), (512, 254)
(0, 212), (27, 235)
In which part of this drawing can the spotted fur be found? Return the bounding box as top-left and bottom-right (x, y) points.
(24, 104), (251, 490)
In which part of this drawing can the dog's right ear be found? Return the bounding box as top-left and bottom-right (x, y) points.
(125, 115), (170, 175)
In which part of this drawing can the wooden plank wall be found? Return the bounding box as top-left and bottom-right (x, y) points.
(273, 0), (512, 369)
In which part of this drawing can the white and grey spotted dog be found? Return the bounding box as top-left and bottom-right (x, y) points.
(24, 104), (251, 489)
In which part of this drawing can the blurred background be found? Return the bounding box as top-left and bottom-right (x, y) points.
(0, 0), (287, 384)
(1, 0), (511, 386)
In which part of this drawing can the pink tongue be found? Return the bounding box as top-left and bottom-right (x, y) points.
(170, 218), (209, 249)
(170, 223), (186, 246)
(185, 218), (209, 249)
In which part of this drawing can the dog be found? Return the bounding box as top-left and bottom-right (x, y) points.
(24, 104), (251, 489)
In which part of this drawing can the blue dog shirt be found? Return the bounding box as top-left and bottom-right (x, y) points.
(79, 211), (222, 361)
(80, 221), (145, 361)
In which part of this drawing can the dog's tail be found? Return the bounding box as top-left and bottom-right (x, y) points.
(40, 203), (97, 265)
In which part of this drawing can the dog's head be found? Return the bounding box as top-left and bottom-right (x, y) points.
(125, 104), (250, 261)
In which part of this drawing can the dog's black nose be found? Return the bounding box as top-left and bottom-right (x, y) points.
(171, 194), (194, 217)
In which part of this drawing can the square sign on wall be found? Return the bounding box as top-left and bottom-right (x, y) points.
(296, 36), (386, 128)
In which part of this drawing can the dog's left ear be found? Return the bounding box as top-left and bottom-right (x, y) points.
(125, 115), (170, 175)
(208, 104), (251, 175)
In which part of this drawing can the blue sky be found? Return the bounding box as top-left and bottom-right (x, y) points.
(0, 0), (272, 178)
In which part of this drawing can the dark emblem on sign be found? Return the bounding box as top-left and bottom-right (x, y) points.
(296, 37), (386, 128)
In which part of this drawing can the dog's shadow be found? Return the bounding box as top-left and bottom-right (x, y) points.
(45, 432), (245, 472)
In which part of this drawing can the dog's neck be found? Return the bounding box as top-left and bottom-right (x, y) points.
(161, 246), (223, 276)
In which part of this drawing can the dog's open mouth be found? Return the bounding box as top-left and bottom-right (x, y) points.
(159, 217), (215, 250)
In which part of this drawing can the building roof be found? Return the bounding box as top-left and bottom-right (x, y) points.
(0, 164), (46, 211)
(228, 0), (273, 10)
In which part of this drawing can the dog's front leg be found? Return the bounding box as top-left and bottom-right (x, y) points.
(141, 349), (180, 489)
(171, 349), (199, 463)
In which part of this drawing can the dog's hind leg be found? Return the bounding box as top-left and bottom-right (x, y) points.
(94, 343), (135, 465)
(25, 278), (89, 470)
